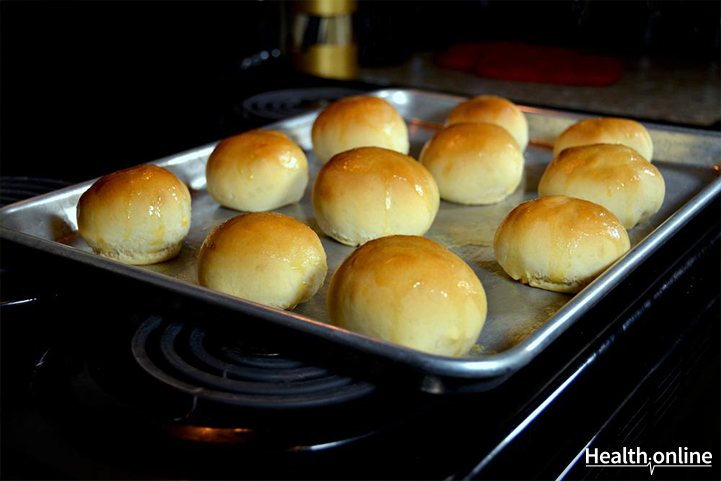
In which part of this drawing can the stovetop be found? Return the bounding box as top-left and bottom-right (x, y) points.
(2, 193), (719, 479)
(2, 67), (720, 480)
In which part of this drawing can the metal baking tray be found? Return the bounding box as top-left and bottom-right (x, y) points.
(2, 89), (720, 392)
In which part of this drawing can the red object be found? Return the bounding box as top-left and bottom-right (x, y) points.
(437, 42), (624, 86)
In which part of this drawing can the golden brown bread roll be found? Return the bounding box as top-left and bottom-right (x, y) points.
(553, 117), (653, 161)
(446, 95), (529, 151)
(311, 95), (409, 163)
(419, 122), (524, 205)
(197, 212), (327, 310)
(539, 144), (665, 229)
(327, 235), (487, 357)
(312, 147), (440, 246)
(493, 195), (630, 293)
(77, 164), (191, 265)
(206, 130), (308, 212)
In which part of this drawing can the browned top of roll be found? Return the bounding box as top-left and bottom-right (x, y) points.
(208, 130), (303, 168)
(313, 146), (437, 204)
(446, 95), (528, 150)
(311, 95), (409, 163)
(77, 164), (190, 225)
(199, 212), (321, 260)
(553, 117), (653, 160)
(312, 96), (399, 134)
(499, 194), (624, 237)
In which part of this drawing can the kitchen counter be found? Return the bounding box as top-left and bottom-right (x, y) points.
(359, 52), (721, 128)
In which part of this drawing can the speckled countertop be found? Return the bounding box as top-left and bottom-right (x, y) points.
(359, 52), (721, 128)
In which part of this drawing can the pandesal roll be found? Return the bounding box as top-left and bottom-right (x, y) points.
(493, 195), (630, 293)
(206, 130), (308, 212)
(327, 235), (487, 357)
(76, 164), (191, 265)
(419, 122), (524, 205)
(197, 212), (327, 310)
(311, 95), (409, 163)
(538, 144), (665, 229)
(312, 146), (440, 246)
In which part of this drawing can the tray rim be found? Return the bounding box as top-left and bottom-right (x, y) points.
(1, 87), (720, 383)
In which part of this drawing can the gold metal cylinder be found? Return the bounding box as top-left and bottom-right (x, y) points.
(294, 44), (358, 80)
(290, 0), (358, 80)
(296, 0), (357, 17)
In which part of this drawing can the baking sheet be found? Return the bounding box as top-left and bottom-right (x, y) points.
(2, 89), (720, 390)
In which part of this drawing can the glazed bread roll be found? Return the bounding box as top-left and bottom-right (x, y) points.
(419, 123), (524, 205)
(446, 95), (529, 151)
(77, 164), (191, 265)
(197, 213), (327, 310)
(539, 144), (665, 229)
(206, 130), (308, 212)
(327, 235), (487, 357)
(553, 117), (653, 161)
(312, 147), (440, 246)
(311, 95), (409, 163)
(494, 195), (630, 293)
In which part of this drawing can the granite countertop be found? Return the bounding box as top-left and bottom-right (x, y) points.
(359, 52), (721, 128)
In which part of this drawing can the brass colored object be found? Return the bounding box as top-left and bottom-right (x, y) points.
(296, 0), (357, 17)
(294, 44), (358, 80)
(290, 0), (358, 79)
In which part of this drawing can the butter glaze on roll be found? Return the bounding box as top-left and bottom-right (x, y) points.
(553, 117), (653, 161)
(77, 164), (191, 265)
(420, 122), (524, 205)
(327, 235), (487, 357)
(493, 195), (630, 293)
(197, 213), (327, 310)
(311, 96), (409, 163)
(446, 95), (529, 151)
(206, 130), (308, 212)
(539, 144), (665, 229)
(312, 146), (440, 246)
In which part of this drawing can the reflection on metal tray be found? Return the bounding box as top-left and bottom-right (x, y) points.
(1, 89), (720, 392)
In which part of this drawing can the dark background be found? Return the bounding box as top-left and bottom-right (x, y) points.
(1, 1), (719, 182)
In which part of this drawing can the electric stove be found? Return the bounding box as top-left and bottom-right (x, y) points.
(1, 72), (719, 480)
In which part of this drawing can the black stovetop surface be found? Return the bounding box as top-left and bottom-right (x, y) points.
(1, 60), (720, 479)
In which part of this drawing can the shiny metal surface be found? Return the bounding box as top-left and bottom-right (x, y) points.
(1, 89), (719, 391)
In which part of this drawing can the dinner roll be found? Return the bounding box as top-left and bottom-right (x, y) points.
(327, 235), (487, 357)
(311, 96), (409, 163)
(312, 147), (440, 246)
(77, 164), (191, 265)
(553, 117), (653, 161)
(206, 130), (308, 212)
(419, 123), (524, 205)
(197, 213), (327, 310)
(446, 95), (529, 151)
(493, 195), (630, 293)
(539, 144), (665, 229)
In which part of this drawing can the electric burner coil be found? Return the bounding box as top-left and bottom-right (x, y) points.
(132, 316), (376, 410)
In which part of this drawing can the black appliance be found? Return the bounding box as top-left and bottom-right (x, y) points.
(2, 70), (719, 479)
(1, 5), (719, 478)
